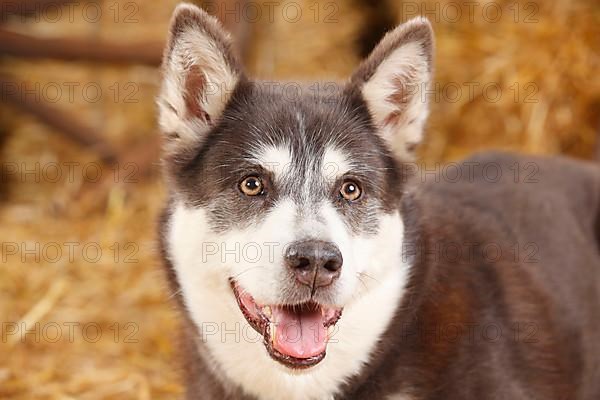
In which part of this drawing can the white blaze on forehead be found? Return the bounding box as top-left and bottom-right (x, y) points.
(253, 144), (293, 178)
(322, 147), (351, 181)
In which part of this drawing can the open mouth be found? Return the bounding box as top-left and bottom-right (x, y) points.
(230, 280), (342, 369)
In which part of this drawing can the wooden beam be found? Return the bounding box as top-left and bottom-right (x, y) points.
(0, 74), (118, 162)
(0, 29), (163, 65)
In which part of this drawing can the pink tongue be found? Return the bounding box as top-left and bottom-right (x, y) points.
(271, 306), (327, 359)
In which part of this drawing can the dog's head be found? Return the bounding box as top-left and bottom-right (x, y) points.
(158, 1), (432, 385)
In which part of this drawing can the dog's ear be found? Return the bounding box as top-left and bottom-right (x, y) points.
(158, 3), (242, 154)
(349, 18), (433, 161)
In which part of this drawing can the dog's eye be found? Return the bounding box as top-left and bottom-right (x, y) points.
(340, 180), (361, 201)
(240, 176), (264, 196)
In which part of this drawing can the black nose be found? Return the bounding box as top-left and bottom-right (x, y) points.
(284, 240), (343, 290)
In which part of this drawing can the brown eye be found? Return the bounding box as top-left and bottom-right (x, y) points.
(340, 180), (361, 201)
(240, 176), (264, 196)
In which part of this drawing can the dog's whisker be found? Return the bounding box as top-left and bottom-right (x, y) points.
(232, 266), (269, 281)
(357, 272), (380, 284)
(356, 274), (369, 291)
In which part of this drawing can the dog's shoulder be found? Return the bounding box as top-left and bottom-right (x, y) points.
(411, 151), (600, 235)
(390, 151), (600, 399)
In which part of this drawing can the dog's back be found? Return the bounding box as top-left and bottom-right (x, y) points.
(366, 152), (600, 399)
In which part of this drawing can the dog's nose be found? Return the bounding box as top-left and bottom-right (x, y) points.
(284, 240), (343, 290)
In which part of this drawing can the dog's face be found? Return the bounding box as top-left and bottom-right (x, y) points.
(159, 3), (432, 397)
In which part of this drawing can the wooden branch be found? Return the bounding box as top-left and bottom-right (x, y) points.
(71, 134), (161, 209)
(1, 73), (162, 205)
(0, 74), (118, 162)
(116, 134), (162, 178)
(0, 29), (163, 65)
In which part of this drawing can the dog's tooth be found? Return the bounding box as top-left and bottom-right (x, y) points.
(269, 322), (276, 343)
(262, 306), (272, 318)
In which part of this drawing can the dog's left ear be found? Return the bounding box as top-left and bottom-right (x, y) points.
(349, 17), (434, 161)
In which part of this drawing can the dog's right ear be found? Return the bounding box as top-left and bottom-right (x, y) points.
(348, 18), (433, 162)
(158, 3), (242, 154)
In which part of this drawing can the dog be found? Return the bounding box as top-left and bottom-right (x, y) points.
(157, 3), (600, 399)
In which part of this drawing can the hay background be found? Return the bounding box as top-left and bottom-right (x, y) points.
(0, 0), (598, 398)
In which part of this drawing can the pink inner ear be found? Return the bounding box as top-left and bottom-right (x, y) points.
(184, 65), (211, 123)
(383, 74), (416, 126)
